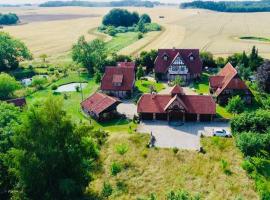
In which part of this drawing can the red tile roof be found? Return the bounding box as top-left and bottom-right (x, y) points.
(209, 62), (249, 96)
(117, 62), (136, 69)
(81, 92), (121, 115)
(170, 85), (185, 95)
(101, 66), (135, 91)
(6, 97), (26, 107)
(155, 49), (202, 75)
(137, 94), (216, 115)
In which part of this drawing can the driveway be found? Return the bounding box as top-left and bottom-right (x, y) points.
(138, 121), (229, 150)
(117, 100), (137, 119)
(159, 86), (197, 95)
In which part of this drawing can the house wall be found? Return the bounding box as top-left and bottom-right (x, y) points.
(103, 90), (131, 99)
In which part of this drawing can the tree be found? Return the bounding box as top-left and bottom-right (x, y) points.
(0, 102), (21, 199)
(72, 37), (107, 76)
(216, 57), (225, 68)
(102, 9), (139, 27)
(0, 13), (19, 25)
(136, 50), (157, 73)
(139, 14), (151, 24)
(6, 97), (100, 200)
(249, 46), (263, 71)
(226, 53), (242, 67)
(226, 95), (244, 114)
(200, 52), (216, 68)
(256, 60), (270, 93)
(137, 20), (146, 33)
(136, 65), (144, 80)
(39, 54), (48, 63)
(174, 75), (184, 86)
(0, 32), (32, 71)
(0, 73), (20, 100)
(230, 109), (270, 134)
(31, 75), (47, 90)
(241, 51), (249, 68)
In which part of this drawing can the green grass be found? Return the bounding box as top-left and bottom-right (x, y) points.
(106, 32), (139, 53)
(240, 36), (270, 42)
(135, 80), (165, 93)
(26, 71), (137, 132)
(216, 104), (233, 119)
(193, 72), (210, 94)
(90, 134), (258, 199)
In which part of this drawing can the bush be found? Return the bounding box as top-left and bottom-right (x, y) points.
(242, 159), (255, 173)
(111, 162), (122, 176)
(75, 85), (80, 92)
(0, 73), (21, 100)
(107, 26), (117, 36)
(138, 32), (144, 39)
(101, 181), (113, 198)
(102, 9), (139, 27)
(172, 147), (179, 154)
(226, 95), (245, 114)
(145, 23), (161, 32)
(231, 109), (270, 134)
(236, 132), (270, 156)
(115, 143), (129, 155)
(220, 159), (232, 175)
(51, 84), (58, 90)
(116, 180), (128, 193)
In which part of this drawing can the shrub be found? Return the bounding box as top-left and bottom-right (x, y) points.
(116, 180), (128, 193)
(101, 181), (113, 198)
(75, 85), (80, 92)
(141, 149), (148, 158)
(51, 84), (58, 90)
(226, 95), (244, 114)
(231, 109), (270, 134)
(242, 159), (255, 174)
(138, 32), (144, 39)
(236, 132), (270, 156)
(220, 159), (232, 175)
(115, 143), (129, 155)
(107, 26), (117, 36)
(167, 190), (201, 200)
(111, 162), (122, 176)
(145, 23), (161, 32)
(173, 147), (179, 154)
(0, 73), (21, 100)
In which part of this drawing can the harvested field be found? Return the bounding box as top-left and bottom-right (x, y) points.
(1, 6), (270, 59)
(19, 14), (100, 23)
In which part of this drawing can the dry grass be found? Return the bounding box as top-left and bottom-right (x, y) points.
(89, 133), (258, 200)
(1, 6), (270, 60)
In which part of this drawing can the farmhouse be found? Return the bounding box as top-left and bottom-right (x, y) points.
(101, 62), (135, 98)
(209, 62), (252, 104)
(137, 85), (216, 122)
(154, 48), (202, 84)
(81, 92), (121, 121)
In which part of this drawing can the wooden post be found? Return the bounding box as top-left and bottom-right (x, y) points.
(197, 114), (200, 122)
(153, 113), (156, 120)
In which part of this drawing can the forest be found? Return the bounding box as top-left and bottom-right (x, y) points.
(180, 0), (270, 12)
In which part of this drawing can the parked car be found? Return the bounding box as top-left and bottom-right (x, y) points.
(212, 129), (231, 137)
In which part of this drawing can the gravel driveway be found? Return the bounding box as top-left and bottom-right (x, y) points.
(117, 101), (137, 119)
(138, 121), (229, 150)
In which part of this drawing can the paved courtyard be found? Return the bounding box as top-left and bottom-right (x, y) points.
(138, 121), (229, 150)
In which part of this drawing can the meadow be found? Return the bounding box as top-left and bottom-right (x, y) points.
(1, 6), (270, 60)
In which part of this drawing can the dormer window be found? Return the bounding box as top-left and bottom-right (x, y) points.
(112, 74), (123, 87)
(163, 54), (168, 61)
(188, 53), (195, 61)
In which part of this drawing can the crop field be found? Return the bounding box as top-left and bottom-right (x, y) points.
(1, 6), (270, 59)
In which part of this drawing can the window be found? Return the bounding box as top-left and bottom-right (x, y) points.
(163, 55), (168, 61)
(189, 56), (194, 61)
(172, 66), (178, 71)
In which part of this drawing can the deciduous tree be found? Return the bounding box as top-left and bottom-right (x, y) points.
(0, 73), (20, 100)
(6, 97), (100, 200)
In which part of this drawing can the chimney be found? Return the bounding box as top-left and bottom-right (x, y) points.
(124, 59), (127, 62)
(173, 46), (176, 51)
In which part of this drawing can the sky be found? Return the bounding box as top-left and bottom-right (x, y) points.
(0, 0), (190, 5)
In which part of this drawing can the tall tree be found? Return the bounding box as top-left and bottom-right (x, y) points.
(6, 97), (100, 200)
(200, 52), (216, 68)
(136, 50), (157, 73)
(0, 102), (21, 200)
(226, 95), (245, 114)
(72, 37), (107, 76)
(0, 73), (21, 100)
(139, 14), (151, 24)
(256, 60), (270, 93)
(0, 32), (32, 71)
(102, 9), (139, 27)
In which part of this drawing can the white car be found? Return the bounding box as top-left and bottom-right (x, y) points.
(212, 129), (232, 137)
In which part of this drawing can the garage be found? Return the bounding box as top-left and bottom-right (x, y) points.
(200, 114), (212, 122)
(156, 113), (168, 120)
(141, 113), (153, 120)
(186, 113), (197, 122)
(168, 111), (184, 121)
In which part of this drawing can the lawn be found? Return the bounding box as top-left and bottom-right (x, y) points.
(192, 72), (210, 94)
(216, 104), (233, 119)
(135, 80), (165, 93)
(26, 71), (137, 133)
(106, 32), (139, 53)
(89, 134), (258, 199)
